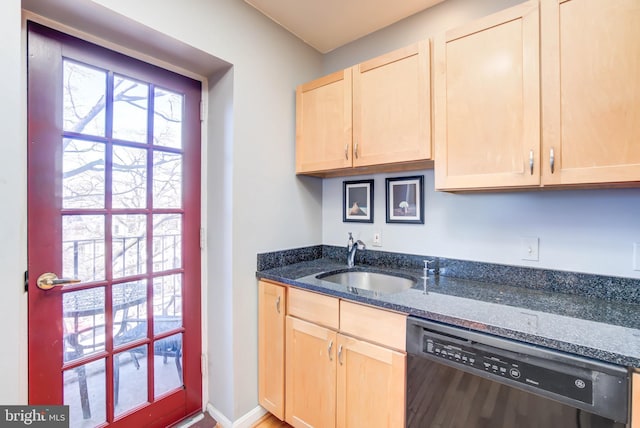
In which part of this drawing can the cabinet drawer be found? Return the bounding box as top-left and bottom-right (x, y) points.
(288, 287), (339, 330)
(340, 301), (406, 351)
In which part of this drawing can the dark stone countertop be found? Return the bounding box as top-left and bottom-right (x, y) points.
(256, 256), (640, 369)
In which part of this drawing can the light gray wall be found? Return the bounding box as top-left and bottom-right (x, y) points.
(0, 0), (28, 406)
(321, 0), (640, 279)
(323, 0), (525, 74)
(324, 171), (640, 277)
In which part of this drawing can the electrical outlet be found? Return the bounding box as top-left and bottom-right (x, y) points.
(633, 243), (640, 271)
(520, 237), (539, 261)
(373, 231), (382, 247)
(520, 312), (538, 331)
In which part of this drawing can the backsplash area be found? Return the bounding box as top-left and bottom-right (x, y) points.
(322, 170), (640, 279)
(257, 245), (640, 305)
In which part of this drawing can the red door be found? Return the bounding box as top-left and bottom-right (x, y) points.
(27, 22), (202, 427)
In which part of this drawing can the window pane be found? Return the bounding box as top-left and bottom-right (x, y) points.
(63, 287), (105, 362)
(153, 275), (182, 335)
(112, 145), (147, 208)
(113, 281), (147, 347)
(153, 214), (182, 272)
(63, 139), (105, 209)
(63, 215), (105, 282)
(63, 60), (106, 137)
(64, 359), (106, 427)
(153, 151), (182, 208)
(112, 215), (147, 278)
(154, 88), (183, 149)
(114, 346), (148, 417)
(113, 75), (148, 143)
(154, 334), (183, 398)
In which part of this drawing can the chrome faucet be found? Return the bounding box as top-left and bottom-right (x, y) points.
(347, 232), (365, 268)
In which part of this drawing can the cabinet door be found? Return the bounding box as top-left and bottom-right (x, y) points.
(336, 334), (406, 428)
(286, 316), (337, 428)
(258, 281), (286, 420)
(353, 41), (431, 167)
(541, 0), (640, 186)
(434, 1), (540, 190)
(296, 69), (353, 174)
(633, 372), (639, 428)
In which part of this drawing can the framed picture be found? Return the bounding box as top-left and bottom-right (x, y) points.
(385, 175), (424, 224)
(343, 179), (374, 223)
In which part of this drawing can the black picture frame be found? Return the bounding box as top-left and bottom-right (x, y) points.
(385, 175), (424, 224)
(343, 179), (374, 223)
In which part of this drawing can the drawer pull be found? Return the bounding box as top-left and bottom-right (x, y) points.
(328, 340), (334, 361)
(275, 296), (281, 313)
(338, 344), (343, 365)
(529, 150), (534, 175)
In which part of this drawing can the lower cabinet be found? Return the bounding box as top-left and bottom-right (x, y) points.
(258, 281), (286, 420)
(633, 371), (639, 428)
(259, 281), (406, 427)
(285, 316), (337, 428)
(336, 334), (406, 428)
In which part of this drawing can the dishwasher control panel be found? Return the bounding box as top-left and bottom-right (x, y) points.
(423, 335), (593, 405)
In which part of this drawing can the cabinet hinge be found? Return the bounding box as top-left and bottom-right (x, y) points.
(199, 100), (206, 122)
(201, 353), (207, 377)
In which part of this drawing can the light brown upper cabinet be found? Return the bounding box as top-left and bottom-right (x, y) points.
(296, 69), (353, 174)
(541, 0), (640, 186)
(434, 1), (540, 191)
(296, 41), (432, 177)
(436, 0), (640, 191)
(352, 41), (431, 168)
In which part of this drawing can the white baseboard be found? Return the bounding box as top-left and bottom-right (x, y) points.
(206, 403), (267, 428)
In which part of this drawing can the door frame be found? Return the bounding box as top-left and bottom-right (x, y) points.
(25, 18), (209, 425)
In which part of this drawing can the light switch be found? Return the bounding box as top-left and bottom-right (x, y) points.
(373, 231), (382, 247)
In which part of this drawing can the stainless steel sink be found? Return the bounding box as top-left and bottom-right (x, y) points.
(316, 270), (416, 294)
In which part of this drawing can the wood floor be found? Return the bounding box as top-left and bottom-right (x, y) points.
(251, 413), (292, 428)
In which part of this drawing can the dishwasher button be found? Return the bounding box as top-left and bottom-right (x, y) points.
(509, 368), (521, 379)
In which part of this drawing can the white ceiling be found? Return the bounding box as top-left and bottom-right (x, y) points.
(244, 0), (445, 53)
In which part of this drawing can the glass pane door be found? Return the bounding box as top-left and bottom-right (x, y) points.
(28, 22), (202, 428)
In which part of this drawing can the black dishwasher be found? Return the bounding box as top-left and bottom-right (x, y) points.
(406, 316), (629, 428)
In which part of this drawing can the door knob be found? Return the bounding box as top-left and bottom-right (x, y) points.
(36, 272), (81, 290)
